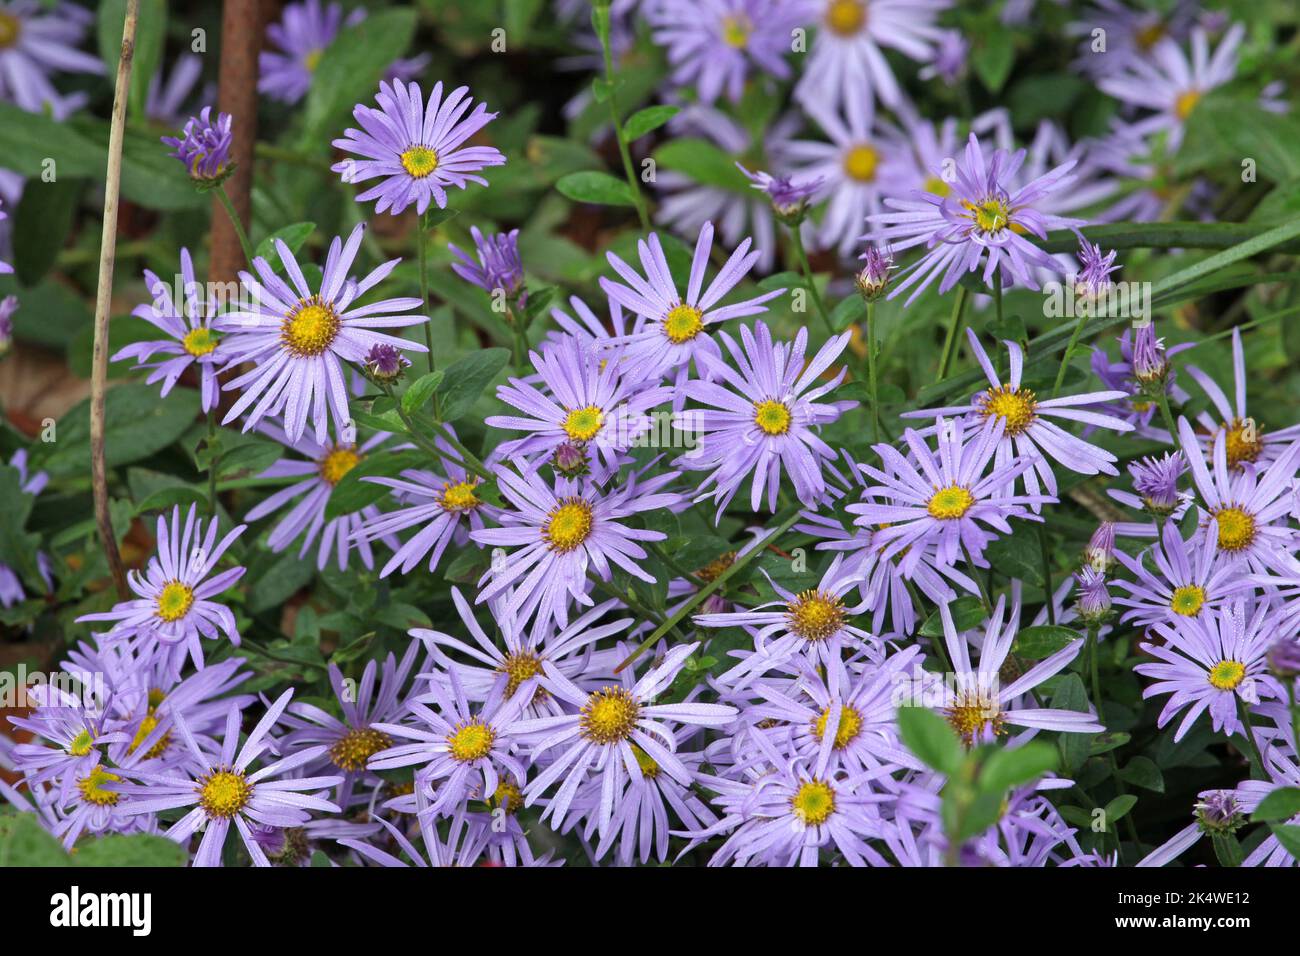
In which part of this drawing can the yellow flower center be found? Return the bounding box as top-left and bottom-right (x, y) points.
(1222, 418), (1263, 469)
(631, 743), (661, 779)
(498, 651), (544, 697)
(304, 48), (323, 72)
(721, 13), (752, 48)
(580, 687), (640, 744)
(400, 145), (440, 179)
(1135, 22), (1165, 51)
(68, 728), (95, 757)
(786, 590), (846, 642)
(439, 480), (481, 513)
(964, 197), (1016, 234)
(281, 298), (341, 357)
(979, 384), (1037, 436)
(448, 720), (495, 762)
(945, 692), (1005, 745)
(0, 12), (19, 49)
(490, 779), (524, 814)
(813, 705), (863, 750)
(843, 144), (880, 183)
(1208, 659), (1246, 691)
(77, 767), (122, 808)
(1170, 584), (1206, 617)
(1174, 89), (1201, 121)
(754, 399), (792, 436)
(156, 581), (194, 623)
(563, 405), (605, 442)
(696, 551), (737, 583)
(128, 713), (172, 759)
(663, 303), (705, 344)
(182, 326), (218, 357)
(927, 484), (976, 520)
(543, 498), (594, 553)
(197, 769), (253, 819)
(318, 445), (362, 486)
(1213, 507), (1255, 552)
(923, 174), (951, 197)
(791, 780), (836, 825)
(825, 0), (866, 36)
(329, 726), (392, 772)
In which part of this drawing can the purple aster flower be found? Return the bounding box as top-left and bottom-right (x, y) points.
(243, 422), (398, 572)
(1073, 566), (1111, 624)
(352, 430), (492, 578)
(1176, 417), (1300, 575)
(0, 1), (102, 114)
(258, 0), (354, 104)
(1113, 518), (1241, 627)
(331, 79), (506, 215)
(1268, 634), (1300, 680)
(1184, 327), (1300, 470)
(649, 0), (799, 104)
(144, 53), (208, 127)
(1136, 599), (1282, 742)
(486, 336), (672, 476)
(793, 0), (950, 114)
(162, 107), (233, 183)
(1074, 238), (1118, 296)
(849, 416), (1051, 572)
(470, 466), (682, 638)
(114, 690), (342, 867)
(738, 163), (823, 219)
(680, 321), (856, 516)
(218, 222), (427, 444)
(0, 448), (51, 608)
(905, 329), (1135, 500)
(8, 691), (129, 806)
(1127, 450), (1189, 516)
(868, 133), (1080, 304)
(599, 222), (783, 387)
(920, 28), (968, 85)
(449, 226), (524, 299)
(76, 505), (245, 680)
(1089, 325), (1194, 438)
(112, 248), (230, 412)
(930, 594), (1103, 745)
(1085, 521), (1116, 572)
(509, 642), (737, 835)
(1098, 25), (1244, 151)
(855, 243), (895, 300)
(1067, 0), (1196, 80)
(363, 342), (409, 382)
(695, 554), (883, 691)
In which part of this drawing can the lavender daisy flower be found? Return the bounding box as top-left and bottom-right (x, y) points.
(649, 0), (799, 104)
(1112, 519), (1240, 627)
(243, 422), (399, 572)
(793, 0), (949, 114)
(162, 107), (233, 184)
(695, 554), (882, 691)
(1137, 788), (1246, 868)
(738, 163), (823, 219)
(920, 28), (968, 85)
(258, 0), (353, 104)
(855, 243), (895, 300)
(449, 226), (524, 300)
(352, 430), (491, 578)
(905, 329), (1135, 499)
(363, 342), (409, 382)
(599, 222), (783, 387)
(1120, 450), (1190, 520)
(931, 594), (1103, 745)
(680, 321), (857, 516)
(1136, 599), (1281, 742)
(1075, 239), (1119, 295)
(0, 1), (103, 114)
(1184, 328), (1300, 470)
(849, 416), (1051, 572)
(115, 691), (342, 867)
(1177, 417), (1300, 575)
(509, 642), (737, 834)
(1098, 25), (1244, 151)
(470, 465), (682, 637)
(486, 336), (672, 476)
(218, 222), (427, 444)
(112, 249), (230, 412)
(868, 133), (1080, 304)
(277, 642), (421, 804)
(332, 79), (506, 215)
(1089, 326), (1194, 438)
(8, 692), (129, 806)
(1067, 0), (1195, 79)
(1073, 565), (1111, 625)
(76, 505), (245, 680)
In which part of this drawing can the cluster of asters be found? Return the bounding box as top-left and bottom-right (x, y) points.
(4, 0), (1300, 868)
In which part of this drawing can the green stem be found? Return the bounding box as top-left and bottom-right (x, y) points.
(789, 227), (833, 335)
(1235, 696), (1267, 780)
(1154, 387), (1180, 441)
(648, 541), (706, 589)
(214, 184), (255, 266)
(1037, 524), (1056, 625)
(417, 211), (434, 374)
(1086, 624), (1104, 724)
(1051, 309), (1089, 399)
(506, 304), (530, 370)
(865, 301), (881, 442)
(993, 270), (1004, 326)
(594, 4), (650, 231)
(205, 409), (219, 517)
(935, 286), (969, 383)
(615, 507), (802, 673)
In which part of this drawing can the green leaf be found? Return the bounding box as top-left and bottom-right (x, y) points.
(435, 348), (510, 423)
(324, 449), (425, 520)
(255, 222), (316, 272)
(653, 138), (750, 191)
(897, 706), (963, 776)
(919, 596), (985, 638)
(97, 0), (167, 121)
(1050, 674), (1094, 771)
(1269, 824), (1300, 861)
(1011, 625), (1081, 660)
(0, 812), (68, 866)
(977, 741), (1057, 795)
(556, 171), (636, 207)
(402, 371), (445, 416)
(133, 484), (208, 517)
(0, 465), (43, 593)
(972, 31), (1014, 93)
(73, 833), (189, 867)
(302, 8), (417, 144)
(0, 103), (106, 182)
(1118, 756), (1165, 793)
(1104, 794), (1138, 823)
(985, 531), (1044, 586)
(13, 177), (83, 285)
(247, 551), (316, 615)
(42, 385), (201, 478)
(623, 105), (680, 140)
(830, 295), (866, 332)
(1251, 786), (1300, 823)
